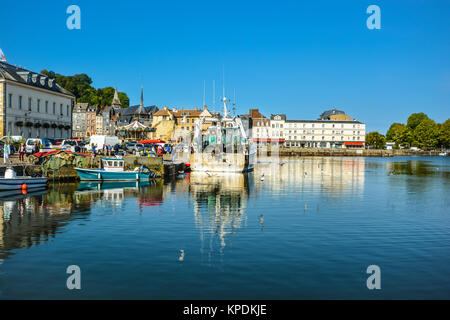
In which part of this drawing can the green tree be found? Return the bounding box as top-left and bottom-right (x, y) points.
(407, 112), (429, 131)
(386, 123), (412, 147)
(40, 69), (129, 108)
(118, 92), (130, 107)
(366, 131), (386, 149)
(412, 118), (439, 148)
(438, 119), (450, 149)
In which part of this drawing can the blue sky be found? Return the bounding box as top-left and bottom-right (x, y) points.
(2, 0), (449, 133)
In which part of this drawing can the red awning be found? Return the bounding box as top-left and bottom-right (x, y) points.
(344, 142), (364, 146)
(254, 138), (285, 143)
(138, 139), (166, 144)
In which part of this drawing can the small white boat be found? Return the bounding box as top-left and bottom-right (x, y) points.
(0, 167), (48, 191)
(439, 152), (447, 156)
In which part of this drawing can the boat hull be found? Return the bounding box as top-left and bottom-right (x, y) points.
(75, 168), (150, 181)
(190, 151), (256, 173)
(0, 177), (48, 191)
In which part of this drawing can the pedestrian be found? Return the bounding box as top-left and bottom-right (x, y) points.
(114, 143), (119, 156)
(103, 144), (106, 155)
(33, 142), (40, 154)
(92, 143), (96, 155)
(3, 142), (10, 164)
(19, 143), (25, 162)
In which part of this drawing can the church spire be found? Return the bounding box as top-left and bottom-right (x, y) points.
(111, 87), (121, 109)
(136, 86), (145, 114)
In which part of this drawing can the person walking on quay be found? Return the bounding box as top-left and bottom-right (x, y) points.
(102, 144), (106, 155)
(114, 143), (119, 156)
(3, 142), (11, 164)
(33, 142), (40, 155)
(19, 143), (25, 162)
(91, 143), (96, 155)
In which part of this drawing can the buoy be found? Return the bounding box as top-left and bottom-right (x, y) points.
(21, 184), (28, 190)
(186, 161), (190, 167)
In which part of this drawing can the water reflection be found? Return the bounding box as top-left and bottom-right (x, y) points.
(0, 184), (88, 259)
(0, 180), (164, 259)
(255, 157), (365, 195)
(189, 172), (252, 253)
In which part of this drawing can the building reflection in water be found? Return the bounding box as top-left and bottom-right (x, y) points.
(254, 157), (365, 195)
(0, 159), (365, 261)
(0, 181), (164, 259)
(189, 172), (253, 263)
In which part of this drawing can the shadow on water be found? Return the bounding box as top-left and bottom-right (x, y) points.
(0, 180), (165, 259)
(387, 159), (450, 178)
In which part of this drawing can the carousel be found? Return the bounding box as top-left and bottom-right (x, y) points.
(117, 120), (153, 141)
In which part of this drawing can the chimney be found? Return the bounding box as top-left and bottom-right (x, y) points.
(203, 104), (207, 110)
(194, 106), (198, 111)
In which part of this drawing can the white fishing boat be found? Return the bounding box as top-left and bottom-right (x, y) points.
(0, 167), (48, 191)
(191, 96), (257, 173)
(439, 152), (447, 156)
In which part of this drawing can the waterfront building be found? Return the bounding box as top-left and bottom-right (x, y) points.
(0, 61), (75, 139)
(85, 105), (97, 137)
(150, 106), (176, 141)
(116, 87), (158, 133)
(150, 105), (212, 142)
(273, 109), (366, 148)
(248, 108), (272, 144)
(172, 106), (212, 141)
(72, 103), (88, 138)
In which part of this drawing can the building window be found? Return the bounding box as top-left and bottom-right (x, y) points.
(67, 105), (69, 116)
(53, 102), (56, 114)
(8, 94), (12, 108)
(37, 99), (40, 112)
(60, 104), (63, 115)
(19, 96), (22, 109)
(45, 101), (48, 113)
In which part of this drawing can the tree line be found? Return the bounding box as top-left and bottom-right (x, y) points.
(40, 70), (130, 108)
(366, 113), (450, 149)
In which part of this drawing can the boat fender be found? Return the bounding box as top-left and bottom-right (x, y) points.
(21, 184), (28, 190)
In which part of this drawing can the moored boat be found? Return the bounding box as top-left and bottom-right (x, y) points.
(0, 167), (48, 191)
(75, 157), (155, 181)
(191, 97), (256, 173)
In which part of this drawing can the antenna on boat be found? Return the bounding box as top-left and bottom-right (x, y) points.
(222, 65), (228, 117)
(233, 88), (236, 117)
(212, 80), (216, 114)
(203, 80), (206, 107)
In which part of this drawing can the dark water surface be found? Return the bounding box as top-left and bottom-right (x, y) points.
(0, 156), (449, 299)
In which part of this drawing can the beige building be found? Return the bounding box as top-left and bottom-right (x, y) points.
(0, 61), (75, 139)
(271, 109), (366, 148)
(151, 106), (213, 142)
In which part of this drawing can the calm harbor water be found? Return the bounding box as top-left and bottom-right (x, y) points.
(0, 156), (449, 299)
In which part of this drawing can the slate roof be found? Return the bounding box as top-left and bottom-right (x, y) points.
(119, 105), (158, 116)
(319, 109), (346, 120)
(0, 61), (75, 97)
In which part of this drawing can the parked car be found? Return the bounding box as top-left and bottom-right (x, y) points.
(60, 139), (82, 152)
(0, 135), (23, 143)
(25, 138), (53, 154)
(125, 142), (144, 155)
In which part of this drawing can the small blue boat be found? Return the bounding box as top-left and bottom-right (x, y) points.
(75, 157), (155, 181)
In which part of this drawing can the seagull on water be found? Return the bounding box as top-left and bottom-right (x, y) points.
(179, 250), (185, 262)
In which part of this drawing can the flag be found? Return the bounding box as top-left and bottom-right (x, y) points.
(0, 48), (6, 62)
